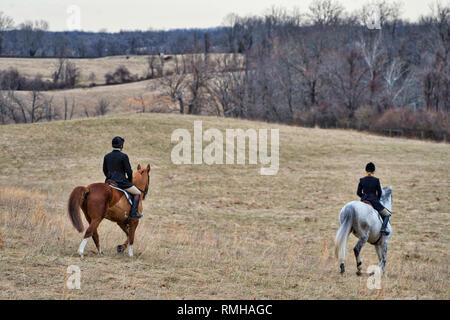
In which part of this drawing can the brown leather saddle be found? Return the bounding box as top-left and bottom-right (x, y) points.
(106, 179), (118, 187)
(362, 200), (373, 208)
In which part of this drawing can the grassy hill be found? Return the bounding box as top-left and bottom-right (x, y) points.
(0, 112), (448, 299)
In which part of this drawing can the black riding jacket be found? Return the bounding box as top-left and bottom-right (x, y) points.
(103, 149), (133, 189)
(357, 175), (384, 211)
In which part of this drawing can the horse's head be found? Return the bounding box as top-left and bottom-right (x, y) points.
(380, 186), (393, 211)
(133, 164), (151, 200)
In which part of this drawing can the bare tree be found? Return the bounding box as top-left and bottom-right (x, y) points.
(421, 1), (450, 112)
(359, 0), (403, 31)
(52, 58), (65, 84)
(147, 54), (158, 79)
(0, 12), (14, 55)
(63, 96), (77, 120)
(157, 72), (187, 113)
(383, 58), (414, 108)
(52, 58), (80, 88)
(184, 54), (212, 114)
(95, 98), (110, 116)
(307, 0), (345, 26)
(19, 20), (49, 57)
(321, 47), (369, 117)
(0, 90), (13, 124)
(44, 96), (57, 121)
(10, 90), (49, 123)
(357, 33), (386, 109)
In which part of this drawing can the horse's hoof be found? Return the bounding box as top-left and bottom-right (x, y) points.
(356, 271), (362, 276)
(340, 263), (345, 274)
(117, 245), (124, 254)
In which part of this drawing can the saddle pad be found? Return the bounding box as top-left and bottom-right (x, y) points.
(108, 184), (133, 205)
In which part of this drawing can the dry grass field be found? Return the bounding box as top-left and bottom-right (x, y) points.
(1, 54), (236, 119)
(11, 78), (177, 118)
(0, 112), (449, 299)
(0, 55), (176, 86)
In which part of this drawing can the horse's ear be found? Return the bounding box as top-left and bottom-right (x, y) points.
(146, 164), (151, 171)
(137, 164), (142, 170)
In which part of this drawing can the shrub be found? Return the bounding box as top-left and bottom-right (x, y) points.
(0, 68), (52, 90)
(354, 106), (380, 130)
(104, 65), (136, 84)
(293, 104), (339, 129)
(373, 108), (450, 141)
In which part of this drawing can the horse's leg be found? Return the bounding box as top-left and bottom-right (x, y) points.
(127, 220), (139, 257)
(116, 221), (129, 254)
(353, 234), (368, 276)
(78, 217), (103, 258)
(92, 230), (102, 256)
(83, 209), (102, 256)
(375, 244), (382, 270)
(380, 240), (388, 276)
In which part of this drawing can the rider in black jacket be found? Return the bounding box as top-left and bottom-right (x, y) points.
(103, 136), (143, 219)
(357, 162), (391, 235)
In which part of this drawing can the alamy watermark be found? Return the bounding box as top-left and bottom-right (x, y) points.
(66, 5), (81, 30)
(366, 265), (383, 290)
(66, 265), (81, 290)
(171, 121), (279, 175)
(365, 4), (382, 30)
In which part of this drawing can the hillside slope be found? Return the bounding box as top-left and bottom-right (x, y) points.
(0, 113), (448, 299)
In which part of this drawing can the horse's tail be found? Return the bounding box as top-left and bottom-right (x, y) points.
(334, 205), (353, 262)
(68, 186), (89, 233)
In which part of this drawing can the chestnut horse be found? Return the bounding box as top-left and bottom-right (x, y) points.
(68, 164), (150, 258)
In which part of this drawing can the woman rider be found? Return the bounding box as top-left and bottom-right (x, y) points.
(103, 136), (143, 219)
(357, 162), (391, 235)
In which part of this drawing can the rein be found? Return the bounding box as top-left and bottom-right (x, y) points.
(136, 173), (150, 199)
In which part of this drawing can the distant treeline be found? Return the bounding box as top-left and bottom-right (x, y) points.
(0, 26), (227, 57)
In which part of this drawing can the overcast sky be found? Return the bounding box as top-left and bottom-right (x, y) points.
(1, 0), (442, 32)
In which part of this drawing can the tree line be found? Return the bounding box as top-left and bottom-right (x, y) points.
(157, 1), (449, 141)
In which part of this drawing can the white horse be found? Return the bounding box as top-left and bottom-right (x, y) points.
(334, 187), (392, 275)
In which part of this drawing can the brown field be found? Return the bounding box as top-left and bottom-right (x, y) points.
(2, 54), (236, 119)
(0, 55), (179, 86)
(0, 113), (449, 299)
(0, 53), (237, 86)
(10, 78), (178, 119)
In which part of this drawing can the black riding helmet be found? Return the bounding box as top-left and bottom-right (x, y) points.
(112, 136), (125, 148)
(365, 162), (376, 173)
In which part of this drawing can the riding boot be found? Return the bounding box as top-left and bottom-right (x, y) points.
(380, 215), (390, 236)
(129, 195), (143, 219)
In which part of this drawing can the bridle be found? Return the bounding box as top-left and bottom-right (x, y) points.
(137, 172), (150, 200)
